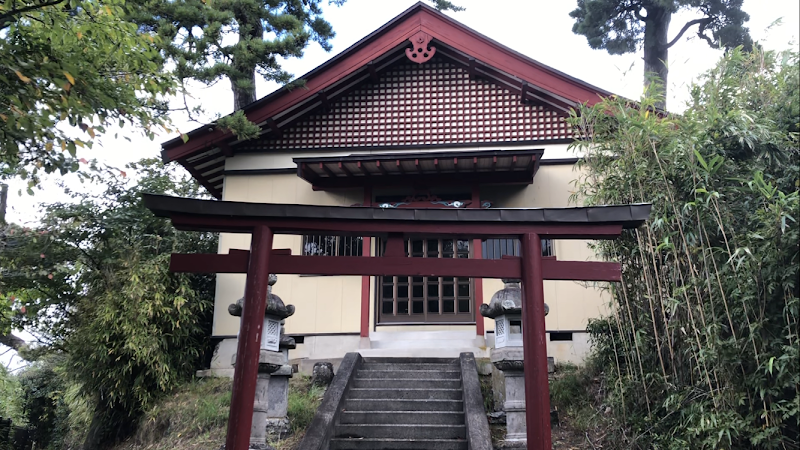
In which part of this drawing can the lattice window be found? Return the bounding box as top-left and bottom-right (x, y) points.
(241, 54), (572, 151)
(302, 235), (363, 257)
(482, 238), (554, 259)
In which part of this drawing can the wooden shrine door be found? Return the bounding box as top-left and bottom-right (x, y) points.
(378, 237), (475, 324)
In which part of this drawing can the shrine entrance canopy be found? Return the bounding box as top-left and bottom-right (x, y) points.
(143, 193), (650, 450)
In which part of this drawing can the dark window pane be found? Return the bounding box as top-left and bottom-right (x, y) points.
(428, 300), (439, 313)
(427, 239), (439, 257)
(412, 276), (423, 283)
(458, 299), (470, 313)
(382, 302), (393, 314)
(443, 284), (454, 297)
(542, 239), (554, 257)
(412, 301), (424, 314)
(412, 285), (424, 297)
(443, 300), (455, 313)
(443, 240), (454, 257)
(398, 285), (409, 298)
(398, 276), (408, 283)
(458, 283), (470, 297)
(427, 283), (439, 297)
(382, 285), (393, 299)
(412, 240), (423, 254)
(398, 301), (409, 314)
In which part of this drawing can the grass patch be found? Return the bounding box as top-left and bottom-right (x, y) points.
(478, 374), (494, 413)
(112, 374), (327, 450)
(271, 375), (325, 450)
(134, 377), (231, 446)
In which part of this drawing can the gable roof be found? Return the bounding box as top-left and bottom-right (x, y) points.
(162, 2), (614, 197)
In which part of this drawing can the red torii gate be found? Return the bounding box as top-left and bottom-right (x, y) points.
(143, 194), (650, 450)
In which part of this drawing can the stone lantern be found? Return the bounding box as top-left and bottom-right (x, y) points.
(480, 279), (549, 447)
(229, 274), (296, 449)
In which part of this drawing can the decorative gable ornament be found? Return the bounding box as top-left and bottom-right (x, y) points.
(406, 31), (436, 64)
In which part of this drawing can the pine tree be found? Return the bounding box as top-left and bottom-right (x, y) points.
(131, 0), (464, 114)
(570, 0), (752, 108)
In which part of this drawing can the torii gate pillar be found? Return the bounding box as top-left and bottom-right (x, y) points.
(521, 233), (551, 450)
(225, 225), (273, 450)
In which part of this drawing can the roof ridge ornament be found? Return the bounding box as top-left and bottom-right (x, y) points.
(405, 31), (436, 64)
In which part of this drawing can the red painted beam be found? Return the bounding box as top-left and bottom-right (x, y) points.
(360, 186), (373, 338)
(170, 249), (289, 273)
(319, 162), (336, 178)
(542, 260), (621, 282)
(169, 251), (621, 281)
(338, 162), (354, 177)
(471, 185), (484, 337)
(226, 225), (274, 450)
(168, 214), (624, 240)
(269, 254), (519, 278)
(375, 160), (388, 175)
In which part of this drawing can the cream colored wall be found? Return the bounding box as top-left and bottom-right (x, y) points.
(479, 163), (610, 334)
(212, 174), (363, 337)
(213, 155), (609, 338)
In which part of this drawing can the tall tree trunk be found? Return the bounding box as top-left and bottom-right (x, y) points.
(643, 6), (672, 109)
(0, 183), (7, 225)
(231, 9), (264, 111)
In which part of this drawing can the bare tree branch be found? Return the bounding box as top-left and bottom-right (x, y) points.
(0, 0), (69, 26)
(662, 18), (713, 49)
(0, 332), (27, 351)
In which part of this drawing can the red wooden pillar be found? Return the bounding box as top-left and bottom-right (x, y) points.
(226, 225), (274, 450)
(360, 186), (372, 338)
(520, 233), (552, 450)
(471, 185), (484, 337)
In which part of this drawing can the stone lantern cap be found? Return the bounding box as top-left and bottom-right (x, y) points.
(228, 274), (296, 319)
(480, 279), (522, 319)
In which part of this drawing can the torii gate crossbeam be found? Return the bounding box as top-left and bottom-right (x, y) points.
(143, 194), (650, 450)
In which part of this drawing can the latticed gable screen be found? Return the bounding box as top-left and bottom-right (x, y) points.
(239, 54), (572, 151)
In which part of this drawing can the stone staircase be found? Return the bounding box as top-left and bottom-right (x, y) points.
(329, 357), (468, 450)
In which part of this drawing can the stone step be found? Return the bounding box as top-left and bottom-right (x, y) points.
(357, 347), (489, 359)
(362, 357), (459, 364)
(329, 438), (468, 450)
(359, 363), (459, 371)
(356, 369), (461, 380)
(343, 399), (464, 412)
(352, 378), (461, 389)
(339, 411), (464, 425)
(347, 388), (463, 400)
(334, 424), (466, 440)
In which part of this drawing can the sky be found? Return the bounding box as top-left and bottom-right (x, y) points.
(5, 0), (799, 224)
(2, 0), (799, 365)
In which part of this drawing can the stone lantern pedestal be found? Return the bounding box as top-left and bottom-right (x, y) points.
(491, 347), (526, 445)
(229, 274), (296, 449)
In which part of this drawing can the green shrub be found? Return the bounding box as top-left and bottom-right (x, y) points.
(569, 47), (799, 449)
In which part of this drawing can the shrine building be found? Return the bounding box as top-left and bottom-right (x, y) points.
(160, 3), (616, 375)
